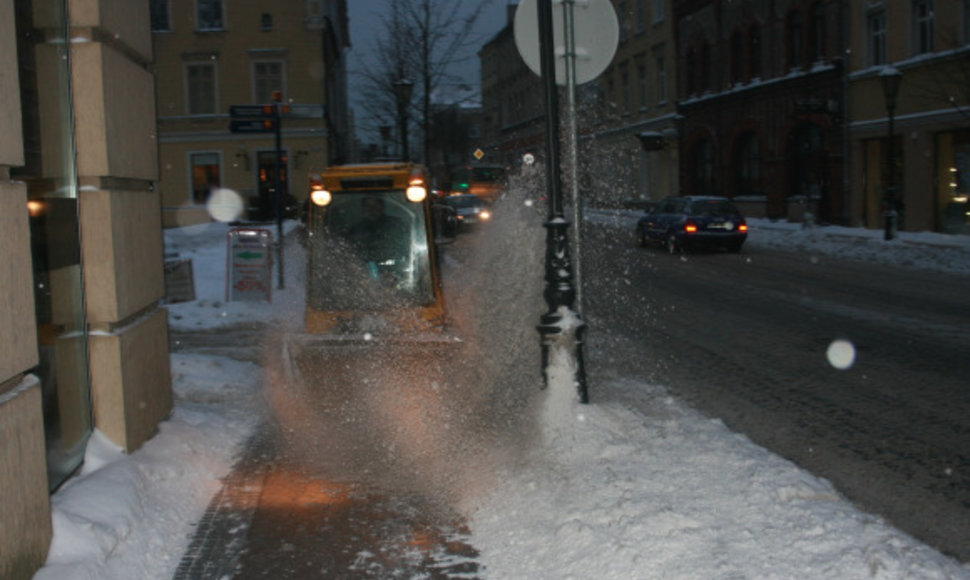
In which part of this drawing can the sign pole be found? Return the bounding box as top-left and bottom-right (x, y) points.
(563, 0), (583, 315)
(273, 94), (285, 290)
(514, 0), (616, 404)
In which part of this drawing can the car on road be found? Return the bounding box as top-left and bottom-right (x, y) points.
(637, 196), (748, 254)
(432, 201), (459, 241)
(442, 194), (492, 229)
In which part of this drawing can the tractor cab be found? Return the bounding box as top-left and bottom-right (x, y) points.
(304, 163), (446, 334)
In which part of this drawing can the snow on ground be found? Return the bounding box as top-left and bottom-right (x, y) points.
(33, 212), (970, 579)
(34, 354), (264, 580)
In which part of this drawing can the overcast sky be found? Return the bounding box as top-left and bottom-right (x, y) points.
(345, 0), (515, 120)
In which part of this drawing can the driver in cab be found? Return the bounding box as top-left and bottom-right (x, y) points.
(349, 196), (408, 280)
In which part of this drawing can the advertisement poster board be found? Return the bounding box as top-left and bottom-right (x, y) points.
(226, 228), (273, 302)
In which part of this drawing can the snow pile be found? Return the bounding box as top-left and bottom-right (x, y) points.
(34, 355), (264, 580)
(472, 373), (966, 578)
(748, 218), (970, 274)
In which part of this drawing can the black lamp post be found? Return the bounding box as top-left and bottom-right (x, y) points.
(535, 0), (588, 403)
(879, 65), (902, 240)
(393, 79), (413, 161)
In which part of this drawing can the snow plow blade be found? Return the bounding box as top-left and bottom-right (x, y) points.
(278, 329), (463, 389)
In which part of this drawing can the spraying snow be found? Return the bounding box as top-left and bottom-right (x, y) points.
(259, 167), (553, 513)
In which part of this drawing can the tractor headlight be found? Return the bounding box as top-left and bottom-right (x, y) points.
(310, 188), (332, 206)
(406, 185), (427, 203)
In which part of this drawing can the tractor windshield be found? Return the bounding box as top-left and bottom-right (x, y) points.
(307, 190), (435, 311)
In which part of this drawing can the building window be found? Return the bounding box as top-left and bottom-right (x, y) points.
(810, 3), (826, 62)
(190, 152), (221, 204)
(913, 0), (934, 54)
(939, 131), (970, 232)
(261, 13), (273, 32)
(253, 61), (284, 104)
(655, 48), (667, 104)
(701, 43), (711, 92)
(307, 0), (324, 23)
(736, 133), (763, 197)
(965, 0), (970, 44)
(197, 0), (224, 31)
(788, 10), (802, 69)
(749, 26), (762, 78)
(16, 0), (94, 489)
(730, 30), (743, 84)
(621, 64), (631, 114)
(686, 49), (696, 96)
(637, 59), (648, 109)
(691, 140), (715, 196)
(636, 0), (646, 34)
(868, 9), (886, 66)
(186, 63), (217, 114)
(150, 0), (170, 32)
(618, 1), (629, 43)
(653, 0), (664, 23)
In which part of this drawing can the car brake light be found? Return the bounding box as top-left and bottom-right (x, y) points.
(738, 222), (749, 233)
(685, 220), (698, 234)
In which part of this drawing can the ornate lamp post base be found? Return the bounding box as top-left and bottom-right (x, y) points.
(538, 308), (588, 404)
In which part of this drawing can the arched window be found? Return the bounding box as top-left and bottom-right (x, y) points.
(749, 26), (762, 78)
(691, 140), (715, 196)
(789, 124), (825, 204)
(735, 133), (763, 198)
(788, 10), (802, 70)
(686, 48), (697, 96)
(701, 43), (711, 91)
(730, 30), (743, 84)
(810, 3), (826, 62)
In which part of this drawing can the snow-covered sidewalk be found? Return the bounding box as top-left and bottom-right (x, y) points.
(33, 212), (970, 579)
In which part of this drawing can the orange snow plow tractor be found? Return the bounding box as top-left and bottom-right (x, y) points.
(303, 162), (450, 336)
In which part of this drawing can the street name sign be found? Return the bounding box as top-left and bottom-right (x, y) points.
(230, 104), (275, 118)
(230, 119), (276, 134)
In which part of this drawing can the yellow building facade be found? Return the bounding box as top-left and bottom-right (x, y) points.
(847, 0), (970, 233)
(153, 0), (350, 227)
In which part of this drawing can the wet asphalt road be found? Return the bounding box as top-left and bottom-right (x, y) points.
(581, 218), (970, 562)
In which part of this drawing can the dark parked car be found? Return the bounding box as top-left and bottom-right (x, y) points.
(637, 196), (748, 254)
(442, 194), (492, 228)
(432, 202), (459, 241)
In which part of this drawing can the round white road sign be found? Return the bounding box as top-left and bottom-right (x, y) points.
(514, 0), (619, 86)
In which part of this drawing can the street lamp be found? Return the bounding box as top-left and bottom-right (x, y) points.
(379, 125), (392, 158)
(535, 0), (588, 403)
(393, 78), (413, 161)
(879, 65), (902, 240)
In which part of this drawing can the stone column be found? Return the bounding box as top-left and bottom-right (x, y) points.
(66, 0), (173, 451)
(0, 0), (51, 575)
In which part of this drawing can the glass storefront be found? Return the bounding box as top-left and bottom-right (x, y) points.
(937, 130), (970, 234)
(14, 0), (93, 490)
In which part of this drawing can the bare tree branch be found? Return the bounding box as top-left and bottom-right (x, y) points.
(353, 0), (500, 161)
